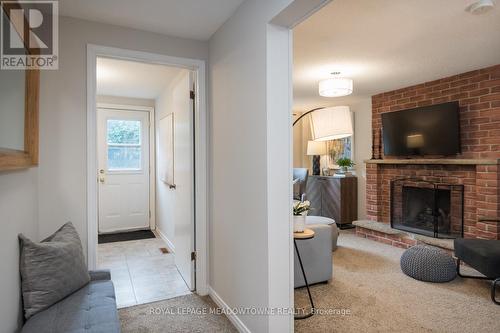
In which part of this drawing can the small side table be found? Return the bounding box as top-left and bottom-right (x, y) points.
(294, 228), (315, 320)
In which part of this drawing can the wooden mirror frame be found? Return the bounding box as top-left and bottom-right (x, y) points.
(0, 2), (40, 171)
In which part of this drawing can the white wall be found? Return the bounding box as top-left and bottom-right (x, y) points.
(209, 0), (308, 332)
(0, 169), (38, 333)
(155, 70), (190, 250)
(37, 16), (208, 256)
(155, 82), (175, 247)
(352, 98), (372, 220)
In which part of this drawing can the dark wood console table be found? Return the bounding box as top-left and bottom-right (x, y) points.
(306, 175), (358, 229)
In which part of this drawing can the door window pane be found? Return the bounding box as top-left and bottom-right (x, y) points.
(106, 119), (142, 170)
(107, 120), (141, 145)
(108, 146), (141, 170)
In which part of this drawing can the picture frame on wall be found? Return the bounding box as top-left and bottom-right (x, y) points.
(0, 3), (40, 171)
(159, 113), (174, 186)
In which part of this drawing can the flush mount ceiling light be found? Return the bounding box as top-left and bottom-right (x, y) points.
(465, 0), (495, 14)
(318, 72), (353, 97)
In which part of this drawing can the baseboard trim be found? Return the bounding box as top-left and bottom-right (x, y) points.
(155, 228), (175, 253)
(208, 286), (251, 333)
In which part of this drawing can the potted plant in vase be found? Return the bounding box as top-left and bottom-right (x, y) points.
(293, 200), (311, 232)
(336, 157), (355, 175)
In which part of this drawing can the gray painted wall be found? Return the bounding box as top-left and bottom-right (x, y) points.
(0, 16), (207, 333)
(0, 169), (38, 333)
(0, 17), (208, 333)
(37, 16), (208, 256)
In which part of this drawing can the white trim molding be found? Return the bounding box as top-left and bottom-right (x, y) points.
(209, 287), (251, 333)
(87, 44), (209, 296)
(156, 227), (175, 254)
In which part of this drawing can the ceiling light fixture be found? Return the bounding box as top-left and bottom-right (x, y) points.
(318, 72), (353, 97)
(465, 0), (495, 14)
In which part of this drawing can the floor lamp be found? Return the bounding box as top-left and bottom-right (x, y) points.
(293, 106), (353, 140)
(293, 106), (354, 174)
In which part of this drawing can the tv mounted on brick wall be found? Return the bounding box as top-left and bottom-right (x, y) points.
(381, 101), (461, 156)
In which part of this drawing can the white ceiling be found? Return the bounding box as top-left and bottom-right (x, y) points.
(96, 57), (185, 99)
(59, 0), (245, 41)
(293, 0), (500, 111)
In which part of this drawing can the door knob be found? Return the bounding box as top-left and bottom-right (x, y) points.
(98, 169), (105, 183)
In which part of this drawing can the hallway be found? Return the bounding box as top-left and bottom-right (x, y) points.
(98, 236), (191, 308)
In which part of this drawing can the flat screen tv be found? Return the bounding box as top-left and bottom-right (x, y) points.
(381, 101), (461, 156)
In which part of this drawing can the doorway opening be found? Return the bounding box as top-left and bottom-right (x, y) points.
(87, 46), (208, 308)
(96, 57), (194, 308)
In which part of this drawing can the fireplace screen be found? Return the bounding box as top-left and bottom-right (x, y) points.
(391, 178), (464, 239)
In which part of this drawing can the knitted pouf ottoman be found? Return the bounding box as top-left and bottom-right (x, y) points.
(400, 245), (456, 282)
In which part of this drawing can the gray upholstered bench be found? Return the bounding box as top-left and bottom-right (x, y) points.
(21, 270), (121, 333)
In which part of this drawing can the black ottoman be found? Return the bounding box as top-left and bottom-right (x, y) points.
(454, 238), (500, 305)
(455, 239), (500, 278)
(400, 245), (456, 282)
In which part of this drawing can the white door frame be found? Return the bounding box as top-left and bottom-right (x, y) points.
(96, 103), (156, 231)
(87, 44), (209, 295)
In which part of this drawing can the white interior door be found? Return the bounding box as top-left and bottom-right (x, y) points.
(97, 108), (150, 233)
(172, 72), (196, 290)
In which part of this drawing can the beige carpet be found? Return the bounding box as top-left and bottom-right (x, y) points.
(295, 231), (500, 333)
(119, 294), (237, 333)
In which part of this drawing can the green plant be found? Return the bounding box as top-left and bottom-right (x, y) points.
(336, 157), (355, 168)
(293, 201), (311, 216)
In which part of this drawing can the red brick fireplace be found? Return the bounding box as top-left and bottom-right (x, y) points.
(362, 64), (500, 245)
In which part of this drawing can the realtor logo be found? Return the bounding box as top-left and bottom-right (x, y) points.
(1, 0), (58, 69)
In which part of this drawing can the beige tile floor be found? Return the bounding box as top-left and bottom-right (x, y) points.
(97, 235), (191, 308)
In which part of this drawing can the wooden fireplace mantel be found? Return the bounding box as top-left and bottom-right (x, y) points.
(364, 159), (499, 166)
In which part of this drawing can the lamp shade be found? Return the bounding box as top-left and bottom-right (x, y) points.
(309, 106), (353, 141)
(306, 141), (327, 156)
(319, 78), (353, 97)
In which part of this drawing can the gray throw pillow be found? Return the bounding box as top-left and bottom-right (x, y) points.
(19, 222), (90, 319)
